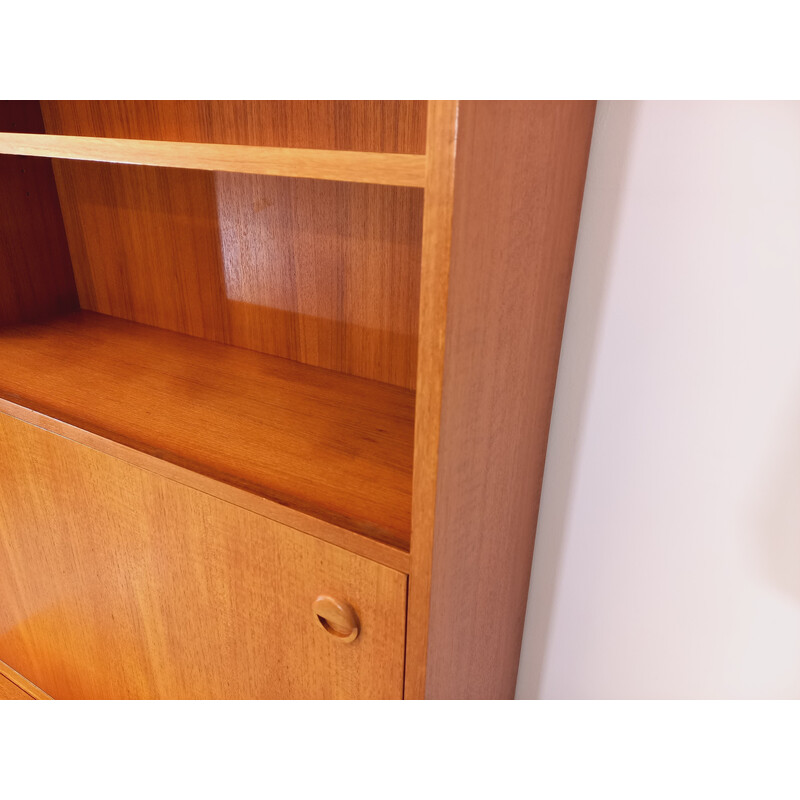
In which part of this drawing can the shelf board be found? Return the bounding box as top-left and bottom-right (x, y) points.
(0, 133), (427, 187)
(0, 312), (414, 555)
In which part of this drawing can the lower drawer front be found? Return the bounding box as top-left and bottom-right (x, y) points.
(0, 412), (407, 699)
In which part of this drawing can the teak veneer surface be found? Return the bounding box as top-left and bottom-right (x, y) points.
(0, 311), (414, 549)
(0, 412), (408, 699)
(50, 161), (422, 389)
(39, 100), (427, 154)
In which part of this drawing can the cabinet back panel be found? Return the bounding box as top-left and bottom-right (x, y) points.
(40, 101), (427, 154)
(0, 100), (46, 133)
(0, 102), (78, 325)
(52, 160), (423, 388)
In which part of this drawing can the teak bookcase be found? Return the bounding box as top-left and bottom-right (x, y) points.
(0, 100), (595, 699)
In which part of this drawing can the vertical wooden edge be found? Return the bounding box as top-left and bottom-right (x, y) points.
(0, 658), (53, 699)
(415, 101), (596, 699)
(404, 101), (460, 699)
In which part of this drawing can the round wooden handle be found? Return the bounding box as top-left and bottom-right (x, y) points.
(312, 595), (360, 643)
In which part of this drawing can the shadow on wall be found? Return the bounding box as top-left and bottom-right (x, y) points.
(752, 387), (800, 606)
(515, 101), (641, 698)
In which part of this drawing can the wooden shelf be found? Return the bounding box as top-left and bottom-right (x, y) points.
(0, 132), (427, 187)
(0, 312), (414, 555)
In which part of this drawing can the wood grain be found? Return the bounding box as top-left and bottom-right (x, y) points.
(40, 101), (427, 154)
(0, 311), (414, 550)
(0, 412), (408, 699)
(407, 101), (596, 698)
(51, 161), (423, 389)
(0, 104), (78, 326)
(0, 134), (427, 186)
(0, 659), (52, 699)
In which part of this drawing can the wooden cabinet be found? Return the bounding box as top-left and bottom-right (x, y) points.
(0, 100), (595, 699)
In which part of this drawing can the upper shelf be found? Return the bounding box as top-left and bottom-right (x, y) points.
(0, 132), (428, 187)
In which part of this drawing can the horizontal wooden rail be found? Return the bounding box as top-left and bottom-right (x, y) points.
(0, 133), (428, 187)
(0, 658), (52, 699)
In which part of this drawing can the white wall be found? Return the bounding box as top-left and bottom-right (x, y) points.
(516, 101), (800, 699)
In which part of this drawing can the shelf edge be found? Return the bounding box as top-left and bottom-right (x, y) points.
(0, 398), (411, 575)
(0, 133), (428, 187)
(0, 658), (53, 699)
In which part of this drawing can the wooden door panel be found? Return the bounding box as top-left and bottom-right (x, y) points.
(0, 412), (407, 699)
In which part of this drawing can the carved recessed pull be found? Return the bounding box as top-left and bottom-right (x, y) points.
(312, 595), (360, 643)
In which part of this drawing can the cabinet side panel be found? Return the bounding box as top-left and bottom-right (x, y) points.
(423, 101), (595, 698)
(40, 101), (427, 155)
(0, 102), (78, 325)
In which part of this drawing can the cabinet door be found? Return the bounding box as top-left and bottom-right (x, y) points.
(0, 412), (407, 699)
